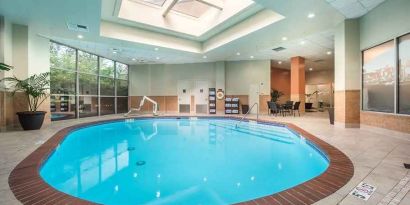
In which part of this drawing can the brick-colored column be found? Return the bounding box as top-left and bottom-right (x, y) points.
(290, 56), (305, 113)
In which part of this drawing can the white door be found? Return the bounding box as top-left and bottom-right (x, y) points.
(249, 84), (259, 114)
(177, 80), (191, 113)
(194, 81), (209, 114)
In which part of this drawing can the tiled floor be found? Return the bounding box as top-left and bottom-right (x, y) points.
(1, 112), (409, 205)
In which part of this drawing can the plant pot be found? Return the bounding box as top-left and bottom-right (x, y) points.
(305, 103), (313, 110)
(16, 111), (46, 130)
(328, 107), (334, 125)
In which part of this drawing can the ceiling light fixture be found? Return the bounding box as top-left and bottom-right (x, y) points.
(308, 13), (315, 18)
(282, 37), (288, 41)
(278, 61), (282, 64)
(309, 68), (313, 71)
(77, 34), (83, 39)
(327, 51), (332, 55)
(236, 52), (241, 56)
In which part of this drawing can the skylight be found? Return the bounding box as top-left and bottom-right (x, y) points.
(141, 0), (166, 6)
(172, 0), (213, 18)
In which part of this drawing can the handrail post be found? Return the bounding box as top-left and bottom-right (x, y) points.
(236, 102), (259, 128)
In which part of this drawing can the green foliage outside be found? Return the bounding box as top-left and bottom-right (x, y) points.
(50, 43), (128, 96)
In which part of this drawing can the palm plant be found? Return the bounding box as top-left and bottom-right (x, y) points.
(305, 90), (319, 103)
(0, 63), (13, 71)
(1, 72), (50, 112)
(270, 89), (284, 102)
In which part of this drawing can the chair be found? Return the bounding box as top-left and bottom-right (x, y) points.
(267, 101), (279, 116)
(292, 101), (301, 117)
(282, 101), (293, 116)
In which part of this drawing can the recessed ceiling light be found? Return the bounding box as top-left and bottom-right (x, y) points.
(154, 47), (159, 51)
(77, 34), (83, 39)
(203, 55), (207, 59)
(300, 41), (305, 45)
(308, 13), (315, 18)
(278, 61), (282, 64)
(236, 52), (241, 56)
(156, 57), (160, 60)
(327, 51), (332, 55)
(282, 37), (288, 41)
(250, 56), (254, 59)
(309, 68), (313, 71)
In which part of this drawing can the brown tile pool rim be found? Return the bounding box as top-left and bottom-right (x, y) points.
(8, 116), (354, 205)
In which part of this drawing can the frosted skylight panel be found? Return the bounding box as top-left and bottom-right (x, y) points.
(141, 0), (166, 6)
(172, 0), (211, 18)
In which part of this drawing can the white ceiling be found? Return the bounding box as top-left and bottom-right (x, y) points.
(326, 0), (386, 18)
(0, 0), (386, 71)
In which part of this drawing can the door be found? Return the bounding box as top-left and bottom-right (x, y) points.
(177, 80), (191, 113)
(194, 81), (209, 114)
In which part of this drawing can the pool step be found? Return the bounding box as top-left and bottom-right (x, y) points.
(209, 120), (295, 139)
(209, 123), (295, 144)
(210, 120), (293, 135)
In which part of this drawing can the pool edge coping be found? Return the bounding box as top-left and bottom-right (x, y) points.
(8, 116), (354, 205)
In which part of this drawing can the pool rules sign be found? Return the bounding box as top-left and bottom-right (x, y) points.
(349, 182), (377, 201)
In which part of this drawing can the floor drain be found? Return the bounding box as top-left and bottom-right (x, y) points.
(136, 161), (146, 166)
(127, 147), (136, 151)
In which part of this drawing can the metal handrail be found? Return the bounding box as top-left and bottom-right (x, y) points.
(236, 102), (258, 128)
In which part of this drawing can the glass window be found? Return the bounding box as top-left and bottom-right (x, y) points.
(100, 58), (115, 78)
(116, 63), (128, 80)
(100, 77), (115, 96)
(50, 95), (76, 121)
(399, 34), (410, 114)
(79, 96), (98, 118)
(50, 69), (76, 95)
(50, 43), (76, 71)
(79, 73), (98, 95)
(362, 40), (395, 113)
(78, 51), (98, 74)
(117, 97), (129, 113)
(116, 79), (129, 96)
(50, 42), (129, 119)
(101, 97), (115, 115)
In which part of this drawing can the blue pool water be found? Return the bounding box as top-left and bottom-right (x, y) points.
(40, 118), (329, 205)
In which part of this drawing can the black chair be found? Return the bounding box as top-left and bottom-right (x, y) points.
(282, 101), (293, 116)
(267, 101), (279, 116)
(292, 101), (301, 117)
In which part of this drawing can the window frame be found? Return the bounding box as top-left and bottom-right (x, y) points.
(50, 41), (129, 120)
(361, 32), (410, 116)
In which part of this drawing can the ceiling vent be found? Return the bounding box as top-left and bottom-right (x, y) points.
(67, 22), (89, 32)
(272, 47), (286, 52)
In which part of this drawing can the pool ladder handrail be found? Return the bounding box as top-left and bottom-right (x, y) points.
(236, 102), (258, 128)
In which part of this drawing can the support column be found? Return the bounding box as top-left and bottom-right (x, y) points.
(334, 19), (361, 128)
(290, 56), (305, 113)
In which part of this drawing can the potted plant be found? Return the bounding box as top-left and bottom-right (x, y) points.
(305, 90), (318, 110)
(270, 89), (284, 103)
(1, 72), (50, 130)
(0, 63), (13, 71)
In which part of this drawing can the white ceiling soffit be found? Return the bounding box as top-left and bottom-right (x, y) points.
(109, 0), (261, 39)
(100, 8), (284, 53)
(325, 0), (387, 19)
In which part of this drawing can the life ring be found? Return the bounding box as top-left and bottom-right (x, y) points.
(216, 90), (225, 100)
